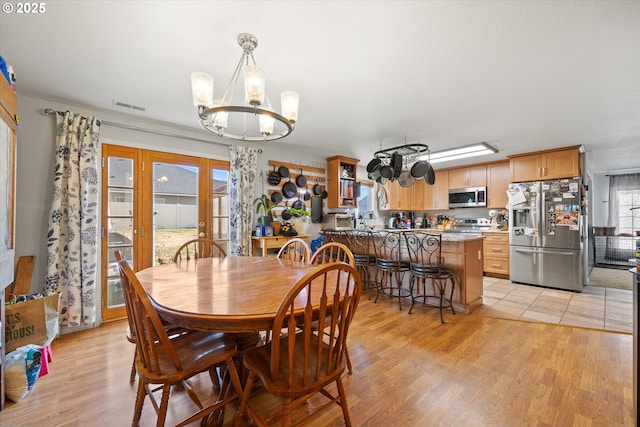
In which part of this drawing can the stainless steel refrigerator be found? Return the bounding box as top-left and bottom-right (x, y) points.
(508, 179), (585, 291)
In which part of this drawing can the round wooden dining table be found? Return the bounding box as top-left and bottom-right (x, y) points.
(136, 256), (322, 334)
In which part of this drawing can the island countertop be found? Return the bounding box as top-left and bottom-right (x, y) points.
(373, 229), (484, 313)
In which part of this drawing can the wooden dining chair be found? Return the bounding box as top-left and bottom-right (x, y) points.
(276, 237), (311, 262)
(309, 241), (356, 267)
(114, 249), (139, 383)
(309, 242), (356, 374)
(235, 262), (361, 427)
(117, 259), (244, 427)
(173, 238), (226, 262)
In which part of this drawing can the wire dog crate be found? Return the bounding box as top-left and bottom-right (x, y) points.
(594, 235), (638, 268)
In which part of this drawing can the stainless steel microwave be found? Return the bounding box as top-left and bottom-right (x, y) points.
(448, 187), (487, 208)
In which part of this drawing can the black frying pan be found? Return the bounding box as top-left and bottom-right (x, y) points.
(295, 169), (307, 188)
(267, 166), (281, 186)
(366, 158), (381, 173)
(271, 191), (283, 203)
(313, 179), (322, 195)
(292, 199), (304, 209)
(424, 163), (436, 185)
(281, 203), (292, 220)
(282, 179), (297, 198)
(303, 188), (311, 201)
(321, 190), (328, 199)
(391, 152), (403, 178)
(410, 161), (429, 179)
(278, 165), (289, 178)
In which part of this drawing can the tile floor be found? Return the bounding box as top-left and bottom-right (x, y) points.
(479, 276), (633, 334)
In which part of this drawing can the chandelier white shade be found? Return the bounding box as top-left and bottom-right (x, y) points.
(191, 33), (299, 142)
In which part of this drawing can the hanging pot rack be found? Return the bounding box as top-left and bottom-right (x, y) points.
(373, 143), (429, 162)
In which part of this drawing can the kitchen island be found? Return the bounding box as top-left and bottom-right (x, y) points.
(376, 229), (484, 313)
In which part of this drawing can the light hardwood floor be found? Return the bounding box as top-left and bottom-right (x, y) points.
(0, 291), (633, 426)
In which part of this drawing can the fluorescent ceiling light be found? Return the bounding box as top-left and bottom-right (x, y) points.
(423, 142), (497, 164)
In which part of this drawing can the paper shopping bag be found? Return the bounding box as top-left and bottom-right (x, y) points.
(4, 293), (61, 353)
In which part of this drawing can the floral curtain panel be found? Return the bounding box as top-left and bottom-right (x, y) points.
(229, 146), (259, 256)
(45, 111), (100, 329)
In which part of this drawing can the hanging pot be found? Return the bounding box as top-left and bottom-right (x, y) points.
(380, 163), (393, 179)
(295, 169), (307, 188)
(321, 190), (328, 199)
(281, 203), (292, 220)
(366, 157), (381, 173)
(267, 166), (281, 186)
(410, 161), (429, 179)
(278, 165), (289, 178)
(369, 163), (382, 181)
(313, 179), (323, 195)
(282, 179), (297, 199)
(270, 191), (283, 203)
(424, 163), (436, 185)
(398, 170), (415, 188)
(292, 198), (304, 209)
(391, 152), (403, 178)
(303, 188), (311, 201)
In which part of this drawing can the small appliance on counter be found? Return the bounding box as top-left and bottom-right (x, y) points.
(324, 212), (355, 230)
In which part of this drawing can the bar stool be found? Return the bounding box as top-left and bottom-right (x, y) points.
(346, 230), (377, 299)
(372, 230), (411, 310)
(404, 232), (456, 323)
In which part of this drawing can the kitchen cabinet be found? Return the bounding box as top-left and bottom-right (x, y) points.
(440, 237), (484, 312)
(326, 156), (359, 209)
(509, 146), (582, 182)
(385, 180), (425, 211)
(487, 161), (510, 208)
(448, 164), (486, 189)
(424, 170), (449, 210)
(0, 75), (17, 411)
(482, 232), (509, 278)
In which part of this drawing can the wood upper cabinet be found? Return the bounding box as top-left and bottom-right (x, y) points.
(383, 178), (427, 211)
(385, 180), (410, 210)
(448, 164), (486, 189)
(326, 156), (359, 209)
(486, 161), (510, 208)
(509, 146), (582, 182)
(424, 170), (449, 210)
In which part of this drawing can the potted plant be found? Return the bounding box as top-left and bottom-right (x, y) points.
(253, 194), (274, 226)
(284, 206), (310, 234)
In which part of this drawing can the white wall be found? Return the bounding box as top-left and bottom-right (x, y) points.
(591, 172), (610, 227)
(15, 94), (329, 295)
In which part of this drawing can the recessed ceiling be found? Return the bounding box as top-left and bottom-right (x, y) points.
(0, 1), (638, 171)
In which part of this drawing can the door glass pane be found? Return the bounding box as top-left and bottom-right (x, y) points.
(106, 157), (134, 309)
(108, 157), (133, 187)
(153, 162), (199, 265)
(212, 168), (229, 253)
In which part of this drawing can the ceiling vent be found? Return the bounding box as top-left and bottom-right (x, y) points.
(113, 100), (146, 112)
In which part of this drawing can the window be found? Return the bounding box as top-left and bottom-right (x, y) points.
(608, 173), (640, 235)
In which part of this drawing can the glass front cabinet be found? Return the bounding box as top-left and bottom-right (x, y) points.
(326, 156), (359, 209)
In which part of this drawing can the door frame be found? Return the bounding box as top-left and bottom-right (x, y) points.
(101, 144), (229, 322)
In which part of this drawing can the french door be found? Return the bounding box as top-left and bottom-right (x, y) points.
(101, 144), (229, 321)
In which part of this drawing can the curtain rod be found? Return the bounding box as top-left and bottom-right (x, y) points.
(42, 108), (262, 153)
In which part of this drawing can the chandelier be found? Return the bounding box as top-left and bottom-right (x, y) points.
(191, 33), (299, 142)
